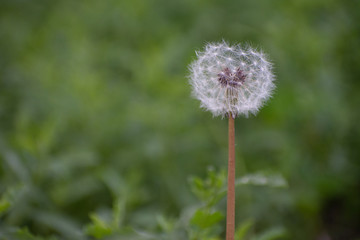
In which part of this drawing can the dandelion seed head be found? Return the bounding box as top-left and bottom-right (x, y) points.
(189, 41), (275, 118)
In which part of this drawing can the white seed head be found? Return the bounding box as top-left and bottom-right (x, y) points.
(189, 41), (275, 118)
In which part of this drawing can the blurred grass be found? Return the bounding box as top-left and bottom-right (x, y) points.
(0, 0), (360, 239)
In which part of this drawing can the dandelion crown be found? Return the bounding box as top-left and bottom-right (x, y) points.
(189, 41), (275, 117)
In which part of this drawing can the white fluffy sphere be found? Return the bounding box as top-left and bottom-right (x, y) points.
(189, 41), (275, 118)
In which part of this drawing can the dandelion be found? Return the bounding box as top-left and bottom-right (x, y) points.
(188, 41), (275, 240)
(189, 41), (275, 118)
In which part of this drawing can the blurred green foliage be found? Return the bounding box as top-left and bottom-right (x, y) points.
(0, 0), (360, 239)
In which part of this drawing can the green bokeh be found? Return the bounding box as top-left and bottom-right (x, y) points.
(0, 0), (359, 239)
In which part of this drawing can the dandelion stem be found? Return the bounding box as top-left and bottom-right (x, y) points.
(226, 114), (235, 240)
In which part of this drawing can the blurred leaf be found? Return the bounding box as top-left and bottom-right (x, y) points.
(0, 198), (11, 215)
(235, 173), (288, 188)
(14, 228), (58, 240)
(235, 219), (254, 240)
(34, 211), (84, 239)
(189, 167), (227, 207)
(156, 215), (175, 233)
(85, 214), (113, 239)
(112, 198), (125, 229)
(253, 227), (287, 240)
(190, 209), (224, 229)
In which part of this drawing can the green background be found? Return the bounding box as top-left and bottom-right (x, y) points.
(1, 0), (359, 239)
